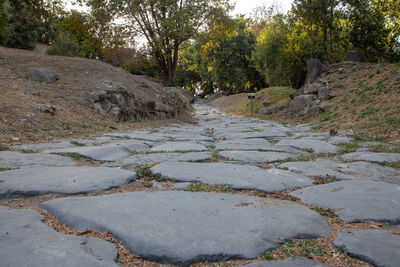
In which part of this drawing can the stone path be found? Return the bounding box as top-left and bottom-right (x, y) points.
(1, 102), (400, 266)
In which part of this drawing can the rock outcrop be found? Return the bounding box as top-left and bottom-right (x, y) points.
(288, 59), (334, 119)
(90, 82), (191, 122)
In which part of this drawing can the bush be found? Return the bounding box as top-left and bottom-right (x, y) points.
(7, 14), (38, 50)
(0, 0), (10, 45)
(47, 33), (81, 57)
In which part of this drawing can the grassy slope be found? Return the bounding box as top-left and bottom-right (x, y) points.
(209, 62), (400, 145)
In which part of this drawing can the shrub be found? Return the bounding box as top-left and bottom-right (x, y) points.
(0, 0), (10, 45)
(47, 33), (81, 57)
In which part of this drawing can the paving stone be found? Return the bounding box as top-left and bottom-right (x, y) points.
(174, 152), (213, 162)
(40, 191), (331, 265)
(151, 181), (164, 189)
(220, 151), (295, 163)
(13, 141), (75, 152)
(106, 131), (170, 142)
(0, 151), (75, 168)
(46, 145), (135, 161)
(0, 167), (136, 197)
(103, 153), (183, 168)
(290, 180), (400, 223)
(279, 160), (400, 184)
(276, 139), (338, 154)
(215, 139), (306, 155)
(341, 152), (400, 163)
(172, 182), (192, 190)
(151, 162), (314, 193)
(241, 257), (331, 267)
(326, 136), (353, 145)
(0, 206), (119, 267)
(150, 142), (207, 152)
(334, 228), (400, 267)
(214, 129), (287, 140)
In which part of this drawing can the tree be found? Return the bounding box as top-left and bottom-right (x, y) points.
(252, 14), (289, 86)
(0, 0), (10, 45)
(83, 0), (230, 86)
(6, 0), (64, 49)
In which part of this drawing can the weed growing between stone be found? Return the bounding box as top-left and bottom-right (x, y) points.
(185, 183), (232, 193)
(385, 161), (400, 169)
(313, 207), (338, 218)
(311, 175), (338, 185)
(70, 141), (86, 147)
(18, 149), (36, 153)
(56, 152), (82, 160)
(0, 167), (13, 171)
(337, 142), (359, 154)
(370, 144), (400, 153)
(134, 164), (164, 182)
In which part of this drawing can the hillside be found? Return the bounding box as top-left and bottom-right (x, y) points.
(209, 62), (400, 145)
(0, 46), (192, 146)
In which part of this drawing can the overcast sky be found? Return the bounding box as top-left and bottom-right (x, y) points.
(66, 0), (294, 16)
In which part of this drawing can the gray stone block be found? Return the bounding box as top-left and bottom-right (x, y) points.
(0, 206), (118, 267)
(28, 67), (58, 83)
(151, 162), (314, 193)
(334, 228), (400, 267)
(0, 167), (136, 196)
(220, 151), (295, 163)
(290, 180), (400, 223)
(0, 151), (75, 168)
(341, 152), (400, 163)
(40, 191), (331, 265)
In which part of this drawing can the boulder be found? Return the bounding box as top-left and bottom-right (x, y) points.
(258, 102), (289, 115)
(36, 104), (56, 115)
(28, 67), (58, 83)
(305, 59), (327, 84)
(288, 94), (316, 119)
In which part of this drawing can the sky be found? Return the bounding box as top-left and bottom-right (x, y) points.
(66, 0), (294, 16)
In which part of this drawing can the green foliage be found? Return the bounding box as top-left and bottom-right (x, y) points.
(337, 142), (360, 154)
(185, 183), (232, 193)
(56, 152), (82, 160)
(86, 0), (231, 86)
(252, 15), (290, 86)
(385, 161), (400, 169)
(70, 140), (86, 147)
(280, 239), (334, 259)
(135, 164), (163, 181)
(0, 0), (10, 45)
(7, 10), (39, 50)
(178, 19), (265, 94)
(47, 33), (81, 57)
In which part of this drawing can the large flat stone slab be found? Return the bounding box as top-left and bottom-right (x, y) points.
(334, 228), (400, 267)
(0, 167), (136, 197)
(150, 141), (207, 152)
(46, 140), (150, 161)
(241, 257), (330, 267)
(106, 131), (170, 142)
(277, 139), (338, 154)
(48, 146), (129, 161)
(280, 160), (400, 184)
(341, 152), (400, 163)
(215, 139), (305, 155)
(104, 152), (212, 168)
(151, 162), (314, 193)
(290, 180), (400, 223)
(0, 206), (119, 267)
(0, 151), (75, 168)
(220, 151), (295, 163)
(40, 191), (331, 265)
